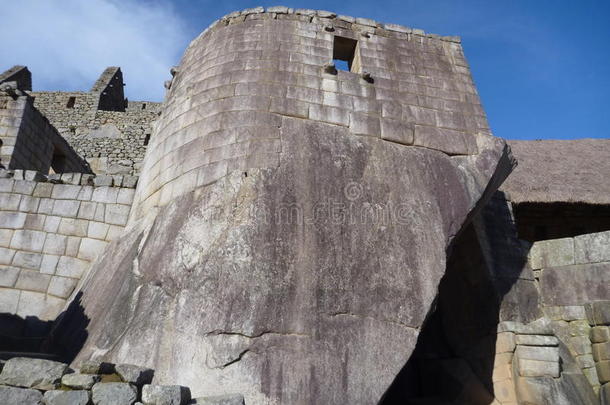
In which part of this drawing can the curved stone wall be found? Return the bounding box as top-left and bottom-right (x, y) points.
(133, 7), (491, 219)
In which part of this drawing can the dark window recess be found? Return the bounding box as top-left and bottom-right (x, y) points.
(66, 96), (76, 109)
(141, 103), (146, 110)
(143, 134), (151, 146)
(333, 36), (359, 72)
(514, 202), (610, 242)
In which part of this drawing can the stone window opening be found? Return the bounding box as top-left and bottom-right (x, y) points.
(50, 147), (68, 173)
(143, 134), (151, 146)
(66, 96), (76, 109)
(333, 36), (362, 73)
(141, 103), (147, 110)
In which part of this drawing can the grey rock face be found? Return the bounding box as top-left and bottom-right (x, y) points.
(0, 357), (67, 390)
(61, 373), (100, 389)
(141, 384), (190, 405)
(55, 117), (511, 404)
(114, 364), (153, 386)
(0, 385), (43, 404)
(192, 394), (245, 405)
(43, 390), (90, 405)
(92, 382), (137, 405)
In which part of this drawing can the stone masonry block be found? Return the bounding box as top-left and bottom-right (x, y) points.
(40, 254), (59, 275)
(349, 113), (380, 137)
(52, 200), (80, 218)
(51, 184), (82, 200)
(515, 345), (559, 362)
(517, 358), (560, 378)
(413, 125), (476, 156)
(592, 326), (610, 343)
(117, 188), (135, 205)
(529, 237), (574, 270)
(104, 204), (131, 226)
(586, 301), (610, 326)
(77, 238), (108, 261)
(43, 216), (61, 233)
(43, 234), (67, 255)
(574, 231), (610, 264)
(515, 335), (558, 346)
(12, 251), (42, 269)
(47, 276), (78, 299)
(0, 212), (27, 229)
(593, 342), (610, 362)
(58, 218), (88, 237)
(0, 266), (19, 287)
(65, 236), (81, 257)
(0, 247), (16, 265)
(32, 182), (53, 198)
(380, 119), (414, 145)
(0, 229), (13, 247)
(92, 187), (119, 204)
(569, 335), (592, 355)
(569, 319), (591, 336)
(598, 361), (610, 384)
(15, 270), (51, 293)
(496, 332), (516, 353)
(576, 354), (596, 369)
(10, 229), (46, 252)
(88, 222), (110, 240)
(309, 104), (349, 126)
(0, 287), (20, 313)
(56, 256), (89, 278)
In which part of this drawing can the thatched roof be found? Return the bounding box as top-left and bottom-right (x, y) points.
(501, 139), (610, 205)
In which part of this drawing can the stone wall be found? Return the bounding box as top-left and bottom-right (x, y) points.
(91, 67), (126, 112)
(134, 7), (491, 219)
(0, 66), (31, 91)
(0, 91), (91, 174)
(528, 230), (610, 395)
(0, 171), (135, 321)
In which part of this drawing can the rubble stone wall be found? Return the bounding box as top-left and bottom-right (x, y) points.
(0, 173), (135, 321)
(0, 93), (90, 174)
(0, 66), (31, 91)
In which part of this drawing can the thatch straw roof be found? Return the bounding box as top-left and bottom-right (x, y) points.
(501, 139), (610, 205)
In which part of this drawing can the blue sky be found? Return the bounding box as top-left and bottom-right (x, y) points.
(0, 1), (608, 140)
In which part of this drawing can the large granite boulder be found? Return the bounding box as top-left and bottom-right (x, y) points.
(0, 357), (67, 390)
(53, 117), (513, 404)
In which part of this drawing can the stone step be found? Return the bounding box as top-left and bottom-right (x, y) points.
(0, 352), (62, 362)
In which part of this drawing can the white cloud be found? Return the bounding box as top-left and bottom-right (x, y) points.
(0, 0), (190, 101)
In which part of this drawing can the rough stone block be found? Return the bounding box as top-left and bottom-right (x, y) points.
(117, 188), (135, 205)
(413, 125), (476, 155)
(0, 266), (19, 287)
(498, 318), (553, 335)
(0, 229), (13, 247)
(586, 301), (610, 326)
(492, 363), (513, 382)
(514, 334), (558, 347)
(584, 365), (600, 387)
(15, 270), (51, 292)
(62, 373), (101, 389)
(192, 394), (245, 405)
(574, 231), (610, 264)
(115, 364), (154, 386)
(598, 361), (610, 384)
(65, 236), (81, 257)
(576, 354), (596, 369)
(43, 234), (67, 255)
(493, 378), (517, 403)
(0, 247), (16, 265)
(0, 212), (27, 228)
(51, 184), (82, 200)
(142, 384), (191, 405)
(0, 357), (68, 390)
(32, 182), (53, 197)
(309, 104), (349, 126)
(517, 358), (560, 378)
(528, 237), (574, 269)
(78, 238), (108, 261)
(541, 264), (610, 307)
(569, 335), (592, 355)
(349, 112), (380, 137)
(569, 319), (591, 336)
(43, 216), (61, 233)
(40, 254), (60, 274)
(104, 204), (131, 226)
(93, 176), (114, 187)
(92, 187), (119, 204)
(592, 326), (610, 343)
(92, 382), (138, 405)
(594, 342), (610, 362)
(270, 97), (309, 118)
(44, 389), (90, 405)
(515, 345), (559, 362)
(563, 305), (587, 321)
(58, 218), (88, 237)
(601, 382), (610, 405)
(0, 385), (43, 405)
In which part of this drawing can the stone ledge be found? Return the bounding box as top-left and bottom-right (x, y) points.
(0, 169), (138, 189)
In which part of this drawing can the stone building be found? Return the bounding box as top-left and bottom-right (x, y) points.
(0, 7), (608, 405)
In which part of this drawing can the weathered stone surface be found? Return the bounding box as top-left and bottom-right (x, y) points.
(91, 382), (137, 405)
(540, 263), (610, 306)
(592, 326), (610, 343)
(0, 385), (43, 404)
(601, 382), (610, 405)
(517, 358), (560, 377)
(516, 345), (559, 362)
(61, 372), (100, 389)
(529, 238), (574, 269)
(54, 114), (512, 404)
(586, 301), (610, 326)
(598, 361), (610, 383)
(43, 389), (90, 405)
(515, 372), (598, 405)
(141, 384), (190, 405)
(192, 394), (245, 405)
(114, 364), (153, 386)
(0, 357), (67, 390)
(515, 334), (559, 346)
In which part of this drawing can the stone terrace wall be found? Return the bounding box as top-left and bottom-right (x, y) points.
(134, 7), (491, 218)
(529, 230), (610, 395)
(0, 171), (135, 321)
(0, 92), (91, 174)
(0, 66), (31, 91)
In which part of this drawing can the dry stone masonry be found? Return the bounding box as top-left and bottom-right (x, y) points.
(0, 6), (608, 405)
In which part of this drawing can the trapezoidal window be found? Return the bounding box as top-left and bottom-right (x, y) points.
(66, 96), (76, 109)
(333, 36), (362, 73)
(50, 148), (68, 174)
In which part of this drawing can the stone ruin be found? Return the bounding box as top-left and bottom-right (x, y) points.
(0, 6), (609, 405)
